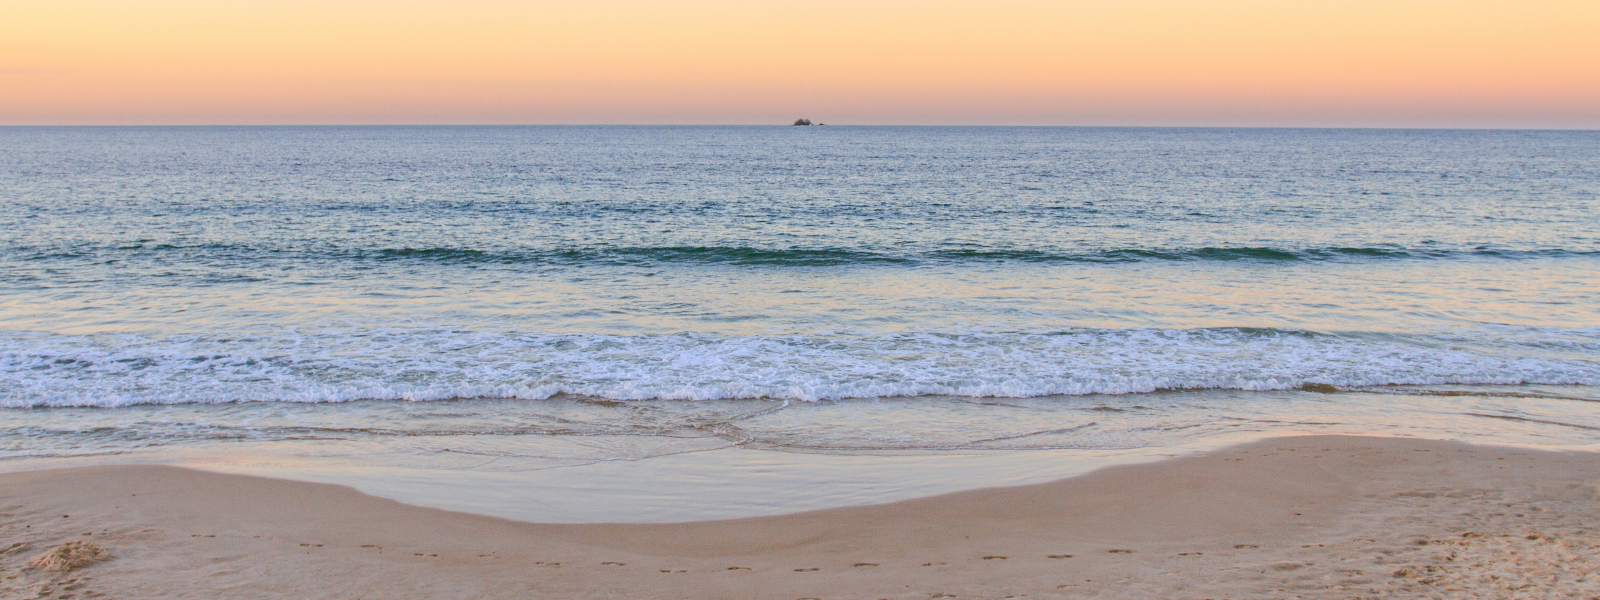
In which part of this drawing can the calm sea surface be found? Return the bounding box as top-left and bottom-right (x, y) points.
(3, 126), (1598, 520)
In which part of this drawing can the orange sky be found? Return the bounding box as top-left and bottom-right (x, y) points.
(3, 0), (1597, 126)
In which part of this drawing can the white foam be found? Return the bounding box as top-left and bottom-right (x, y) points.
(2, 327), (1597, 408)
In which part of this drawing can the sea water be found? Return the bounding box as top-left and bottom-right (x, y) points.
(2, 126), (1597, 521)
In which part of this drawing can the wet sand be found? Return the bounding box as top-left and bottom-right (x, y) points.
(3, 435), (1598, 599)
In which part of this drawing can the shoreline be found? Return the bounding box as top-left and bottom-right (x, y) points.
(4, 435), (1598, 598)
(7, 385), (1598, 524)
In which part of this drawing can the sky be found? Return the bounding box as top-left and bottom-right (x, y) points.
(3, 0), (1597, 127)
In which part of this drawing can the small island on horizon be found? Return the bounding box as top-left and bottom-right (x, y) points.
(792, 119), (825, 126)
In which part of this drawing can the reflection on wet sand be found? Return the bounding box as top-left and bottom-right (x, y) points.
(4, 385), (1597, 521)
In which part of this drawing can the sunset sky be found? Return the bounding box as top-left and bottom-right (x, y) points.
(3, 0), (1597, 127)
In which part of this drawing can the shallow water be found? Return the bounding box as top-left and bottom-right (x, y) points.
(2, 126), (1597, 520)
(6, 385), (1598, 521)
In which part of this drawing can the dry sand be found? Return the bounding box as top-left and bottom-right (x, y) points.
(3, 435), (1598, 599)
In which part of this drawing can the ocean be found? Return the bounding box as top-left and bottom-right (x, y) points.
(3, 126), (1598, 521)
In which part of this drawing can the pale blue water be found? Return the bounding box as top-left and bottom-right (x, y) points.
(2, 126), (1597, 520)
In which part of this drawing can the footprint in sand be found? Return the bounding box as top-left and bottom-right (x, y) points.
(1234, 544), (1259, 549)
(601, 562), (627, 566)
(1107, 549), (1135, 554)
(726, 566), (751, 571)
(794, 568), (820, 572)
(1047, 554), (1074, 559)
(659, 569), (687, 573)
(854, 562), (879, 567)
(982, 556), (1007, 560)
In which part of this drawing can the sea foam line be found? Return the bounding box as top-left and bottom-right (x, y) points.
(2, 327), (1597, 408)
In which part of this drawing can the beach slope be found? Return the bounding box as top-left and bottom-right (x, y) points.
(3, 435), (1597, 599)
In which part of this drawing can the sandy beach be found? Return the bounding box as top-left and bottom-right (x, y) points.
(3, 435), (1597, 599)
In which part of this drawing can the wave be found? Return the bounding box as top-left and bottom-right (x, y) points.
(10, 243), (1599, 268)
(364, 246), (909, 266)
(926, 247), (1425, 262)
(2, 327), (1595, 408)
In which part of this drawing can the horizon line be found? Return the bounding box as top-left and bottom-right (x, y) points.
(2, 123), (1597, 132)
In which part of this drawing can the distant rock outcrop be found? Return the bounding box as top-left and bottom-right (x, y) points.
(792, 119), (812, 126)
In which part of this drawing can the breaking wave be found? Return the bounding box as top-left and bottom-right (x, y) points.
(3, 326), (1596, 408)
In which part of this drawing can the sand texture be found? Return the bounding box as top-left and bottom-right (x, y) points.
(3, 435), (1598, 599)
